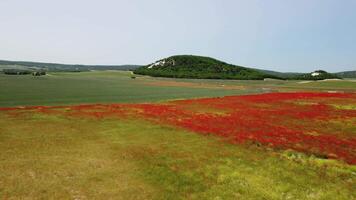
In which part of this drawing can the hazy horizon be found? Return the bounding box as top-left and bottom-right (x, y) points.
(1, 0), (355, 73)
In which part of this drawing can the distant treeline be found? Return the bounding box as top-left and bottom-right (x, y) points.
(2, 69), (46, 76)
(0, 60), (141, 72)
(2, 69), (32, 75)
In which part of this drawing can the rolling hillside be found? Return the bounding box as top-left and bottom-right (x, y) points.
(1, 58), (354, 79)
(256, 69), (355, 79)
(287, 70), (340, 80)
(134, 55), (280, 80)
(335, 70), (356, 78)
(254, 69), (303, 78)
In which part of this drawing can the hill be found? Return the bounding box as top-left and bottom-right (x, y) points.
(133, 55), (280, 80)
(335, 70), (356, 78)
(254, 69), (303, 79)
(287, 70), (340, 80)
(1, 58), (354, 79)
(256, 69), (353, 80)
(0, 60), (140, 72)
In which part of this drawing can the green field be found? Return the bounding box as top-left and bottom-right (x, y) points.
(1, 71), (355, 107)
(0, 71), (254, 107)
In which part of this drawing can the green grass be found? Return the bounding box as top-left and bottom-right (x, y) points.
(0, 111), (354, 199)
(0, 71), (259, 107)
(1, 71), (355, 107)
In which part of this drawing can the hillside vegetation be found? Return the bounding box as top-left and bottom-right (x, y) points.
(290, 70), (340, 80)
(255, 69), (352, 80)
(254, 69), (303, 79)
(134, 55), (281, 80)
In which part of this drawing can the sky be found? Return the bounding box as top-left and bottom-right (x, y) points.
(0, 0), (355, 72)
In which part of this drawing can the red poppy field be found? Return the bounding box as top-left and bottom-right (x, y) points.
(1, 91), (356, 199)
(2, 92), (355, 165)
(135, 92), (356, 165)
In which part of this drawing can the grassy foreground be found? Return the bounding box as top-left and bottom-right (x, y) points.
(0, 106), (354, 199)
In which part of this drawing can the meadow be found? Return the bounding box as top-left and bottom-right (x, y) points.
(0, 71), (355, 199)
(0, 71), (253, 107)
(1, 71), (355, 107)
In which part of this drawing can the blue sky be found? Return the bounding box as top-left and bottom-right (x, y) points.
(0, 0), (355, 72)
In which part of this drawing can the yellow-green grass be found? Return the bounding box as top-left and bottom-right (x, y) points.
(0, 111), (354, 199)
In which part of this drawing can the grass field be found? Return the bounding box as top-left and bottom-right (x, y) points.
(1, 95), (355, 199)
(0, 71), (254, 107)
(1, 71), (355, 107)
(0, 71), (355, 199)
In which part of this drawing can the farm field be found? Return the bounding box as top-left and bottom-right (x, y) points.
(0, 88), (355, 199)
(1, 71), (355, 107)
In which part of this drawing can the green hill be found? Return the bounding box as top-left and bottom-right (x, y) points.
(255, 69), (349, 80)
(253, 69), (303, 79)
(290, 70), (340, 80)
(133, 55), (280, 80)
(335, 70), (356, 78)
